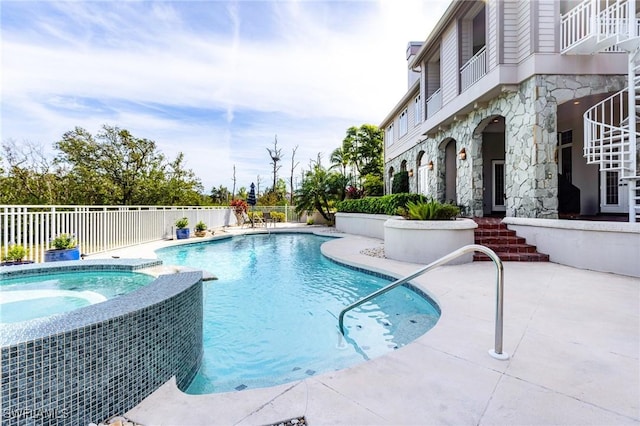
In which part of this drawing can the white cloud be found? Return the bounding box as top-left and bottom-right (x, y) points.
(1, 0), (450, 193)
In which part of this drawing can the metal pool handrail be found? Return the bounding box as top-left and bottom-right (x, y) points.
(337, 244), (509, 360)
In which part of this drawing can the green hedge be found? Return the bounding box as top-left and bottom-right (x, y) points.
(269, 211), (285, 222)
(392, 171), (409, 194)
(336, 193), (426, 215)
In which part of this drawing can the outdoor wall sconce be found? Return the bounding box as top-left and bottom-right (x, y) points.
(459, 148), (467, 160)
(427, 160), (434, 170)
(408, 169), (414, 177)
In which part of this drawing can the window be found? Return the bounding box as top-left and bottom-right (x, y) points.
(386, 124), (394, 147)
(399, 109), (408, 136)
(414, 95), (421, 126)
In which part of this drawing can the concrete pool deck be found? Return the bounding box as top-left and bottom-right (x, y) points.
(94, 227), (639, 425)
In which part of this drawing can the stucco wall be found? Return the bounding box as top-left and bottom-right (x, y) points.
(503, 218), (640, 277)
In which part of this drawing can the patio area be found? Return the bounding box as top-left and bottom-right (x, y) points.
(109, 228), (639, 425)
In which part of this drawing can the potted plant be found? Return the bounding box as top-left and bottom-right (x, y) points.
(175, 217), (190, 239)
(386, 198), (476, 264)
(44, 233), (81, 262)
(195, 221), (207, 237)
(1, 244), (34, 266)
(230, 199), (248, 226)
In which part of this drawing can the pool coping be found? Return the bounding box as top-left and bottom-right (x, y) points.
(116, 226), (640, 425)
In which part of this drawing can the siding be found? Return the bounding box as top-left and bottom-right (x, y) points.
(517, 0), (532, 61)
(487, 0), (499, 67)
(503, 0), (519, 63)
(537, 0), (557, 53)
(441, 23), (459, 105)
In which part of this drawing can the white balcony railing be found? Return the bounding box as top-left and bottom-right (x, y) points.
(561, 0), (594, 51)
(561, 0), (638, 53)
(460, 46), (487, 92)
(426, 88), (442, 118)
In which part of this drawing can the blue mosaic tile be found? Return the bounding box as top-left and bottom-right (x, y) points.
(1, 261), (203, 426)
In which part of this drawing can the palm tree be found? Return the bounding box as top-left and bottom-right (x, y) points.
(329, 146), (349, 176)
(295, 160), (348, 223)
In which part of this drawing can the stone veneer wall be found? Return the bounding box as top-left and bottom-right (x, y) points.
(0, 261), (203, 426)
(386, 74), (627, 218)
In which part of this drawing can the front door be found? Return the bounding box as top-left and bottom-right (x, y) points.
(492, 160), (506, 212)
(600, 170), (628, 213)
(418, 165), (430, 196)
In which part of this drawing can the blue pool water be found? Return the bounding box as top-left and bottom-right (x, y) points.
(0, 271), (154, 323)
(156, 233), (440, 394)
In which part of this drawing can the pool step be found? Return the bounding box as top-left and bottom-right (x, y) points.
(472, 218), (549, 262)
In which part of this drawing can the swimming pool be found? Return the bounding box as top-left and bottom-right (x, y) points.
(0, 270), (155, 323)
(156, 233), (440, 394)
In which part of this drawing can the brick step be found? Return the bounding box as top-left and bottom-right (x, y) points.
(481, 243), (539, 253)
(475, 235), (526, 245)
(472, 217), (548, 262)
(473, 222), (506, 230)
(474, 252), (550, 262)
(474, 228), (516, 237)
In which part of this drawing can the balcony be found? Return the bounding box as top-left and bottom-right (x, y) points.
(426, 88), (442, 118)
(460, 46), (487, 92)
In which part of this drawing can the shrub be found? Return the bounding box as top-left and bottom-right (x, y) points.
(336, 193), (426, 215)
(175, 217), (189, 229)
(362, 173), (384, 196)
(345, 185), (364, 199)
(195, 221), (207, 231)
(230, 199), (248, 213)
(400, 199), (461, 220)
(392, 171), (409, 194)
(3, 244), (27, 261)
(51, 233), (77, 250)
(270, 211), (286, 222)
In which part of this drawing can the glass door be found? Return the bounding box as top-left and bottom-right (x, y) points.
(600, 170), (628, 213)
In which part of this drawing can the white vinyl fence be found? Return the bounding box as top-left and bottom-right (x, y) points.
(1, 205), (300, 263)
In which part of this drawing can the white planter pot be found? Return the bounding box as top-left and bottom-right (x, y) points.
(384, 218), (477, 265)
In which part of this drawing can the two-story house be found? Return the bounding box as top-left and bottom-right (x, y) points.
(382, 0), (639, 222)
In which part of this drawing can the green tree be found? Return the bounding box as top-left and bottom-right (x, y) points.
(210, 185), (231, 205)
(259, 178), (288, 205)
(158, 153), (205, 205)
(362, 173), (384, 196)
(54, 125), (203, 205)
(0, 139), (59, 204)
(329, 145), (349, 176)
(342, 124), (384, 181)
(237, 186), (248, 201)
(294, 156), (348, 222)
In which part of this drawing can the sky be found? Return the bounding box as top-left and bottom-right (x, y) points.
(1, 0), (450, 194)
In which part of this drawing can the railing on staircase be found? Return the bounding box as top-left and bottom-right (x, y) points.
(561, 0), (638, 53)
(583, 89), (633, 173)
(562, 0), (640, 222)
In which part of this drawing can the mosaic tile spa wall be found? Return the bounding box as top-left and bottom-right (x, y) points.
(1, 263), (203, 426)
